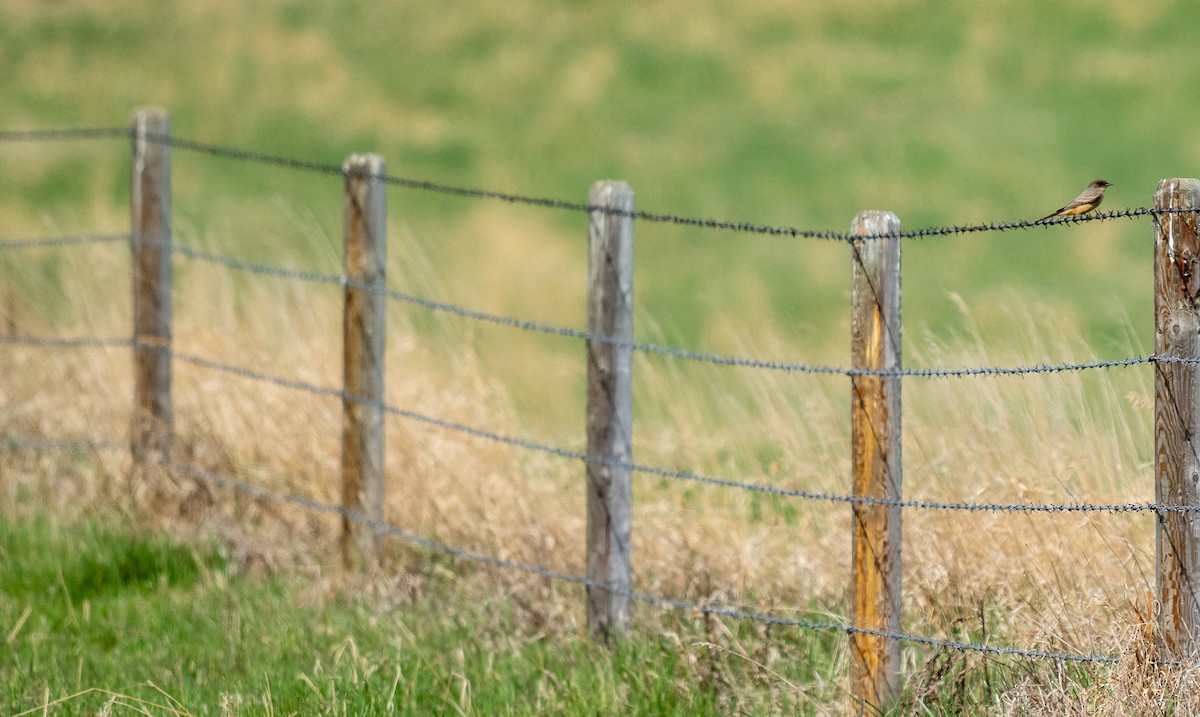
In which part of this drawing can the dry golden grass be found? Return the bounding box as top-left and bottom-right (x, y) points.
(0, 213), (1191, 713)
(6, 0), (1200, 708)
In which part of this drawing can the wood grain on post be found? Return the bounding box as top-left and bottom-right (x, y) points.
(130, 107), (173, 466)
(1154, 178), (1200, 661)
(849, 211), (902, 707)
(586, 180), (634, 643)
(341, 154), (387, 572)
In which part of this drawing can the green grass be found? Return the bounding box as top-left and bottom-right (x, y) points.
(2, 3), (1197, 712)
(0, 516), (860, 715)
(4, 512), (1152, 715)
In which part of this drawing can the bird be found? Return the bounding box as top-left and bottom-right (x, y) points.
(1037, 180), (1112, 222)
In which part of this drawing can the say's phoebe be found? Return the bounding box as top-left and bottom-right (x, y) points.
(1037, 180), (1112, 222)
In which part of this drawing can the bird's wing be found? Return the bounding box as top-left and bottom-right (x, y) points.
(1038, 204), (1069, 222)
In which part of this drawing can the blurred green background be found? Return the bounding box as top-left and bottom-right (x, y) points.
(1, 0), (1194, 427)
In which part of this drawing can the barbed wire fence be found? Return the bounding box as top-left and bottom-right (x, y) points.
(3, 111), (1199, 707)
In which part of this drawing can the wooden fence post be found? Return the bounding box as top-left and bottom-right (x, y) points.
(849, 211), (902, 707)
(341, 153), (387, 571)
(130, 107), (173, 467)
(586, 180), (634, 643)
(1154, 178), (1200, 661)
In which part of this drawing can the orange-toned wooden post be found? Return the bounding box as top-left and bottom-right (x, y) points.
(849, 210), (902, 707)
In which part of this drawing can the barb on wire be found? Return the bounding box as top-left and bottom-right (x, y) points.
(149, 340), (1185, 514)
(0, 128), (130, 143)
(1, 437), (125, 452)
(166, 456), (1116, 664)
(155, 237), (1172, 379)
(167, 242), (344, 286)
(0, 233), (130, 250)
(3, 126), (1185, 242)
(0, 335), (131, 349)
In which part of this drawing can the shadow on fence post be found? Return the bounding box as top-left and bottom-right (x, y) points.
(130, 107), (173, 468)
(586, 180), (634, 643)
(1154, 177), (1200, 661)
(849, 211), (902, 708)
(341, 154), (387, 572)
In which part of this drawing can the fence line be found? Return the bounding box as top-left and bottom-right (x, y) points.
(0, 435), (1121, 666)
(4, 118), (1196, 709)
(0, 126), (1187, 242)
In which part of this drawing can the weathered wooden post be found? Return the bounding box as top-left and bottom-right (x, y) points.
(585, 180), (634, 643)
(130, 107), (173, 467)
(849, 211), (902, 706)
(1154, 178), (1200, 661)
(341, 154), (387, 571)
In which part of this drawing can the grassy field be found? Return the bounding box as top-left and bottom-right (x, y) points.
(6, 0), (1200, 712)
(2, 516), (839, 715)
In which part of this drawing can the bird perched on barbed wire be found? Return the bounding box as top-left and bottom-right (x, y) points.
(1037, 180), (1112, 222)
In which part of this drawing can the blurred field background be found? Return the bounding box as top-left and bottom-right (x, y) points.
(4, 0), (1200, 713)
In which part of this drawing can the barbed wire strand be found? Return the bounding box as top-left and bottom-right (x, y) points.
(1, 437), (125, 452)
(1, 127), (1192, 241)
(149, 454), (1114, 665)
(0, 233), (130, 250)
(0, 128), (130, 143)
(0, 232), (1180, 383)
(122, 134), (1200, 241)
(139, 236), (1176, 379)
(0, 229), (1175, 380)
(0, 332), (1177, 513)
(83, 337), (1183, 516)
(0, 331), (1184, 513)
(0, 336), (131, 349)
